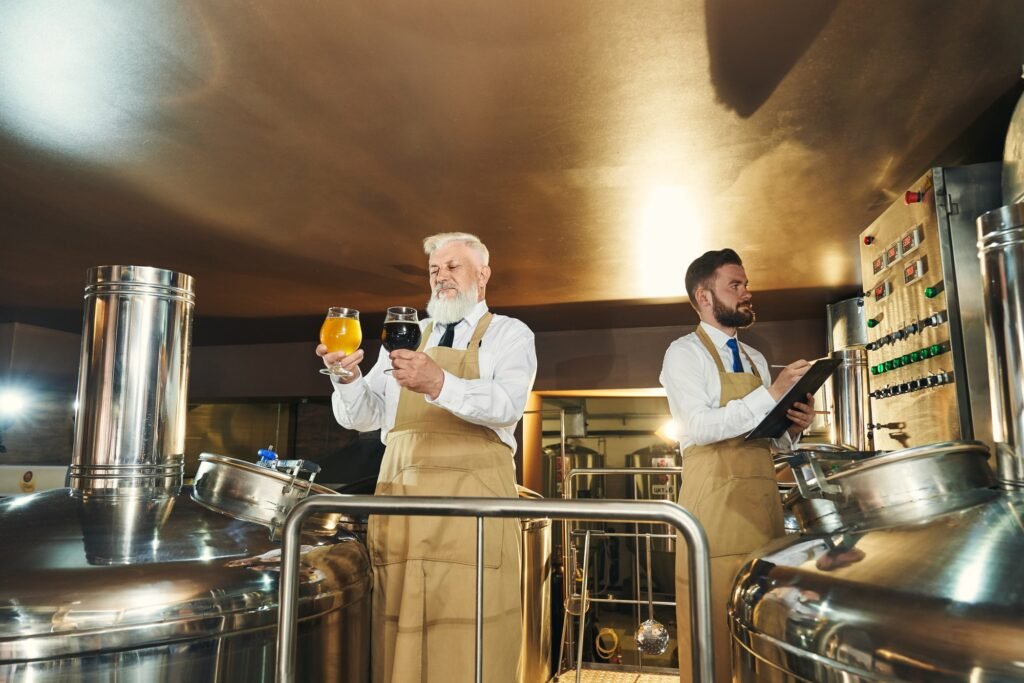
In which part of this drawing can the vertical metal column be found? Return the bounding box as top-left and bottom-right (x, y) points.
(978, 204), (1024, 486)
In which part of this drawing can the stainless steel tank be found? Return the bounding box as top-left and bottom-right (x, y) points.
(0, 266), (371, 681)
(542, 442), (604, 499)
(729, 441), (1019, 682)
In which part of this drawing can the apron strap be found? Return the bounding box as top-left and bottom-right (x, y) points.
(696, 325), (762, 380)
(468, 312), (493, 349)
(695, 327), (727, 373)
(418, 322), (434, 352)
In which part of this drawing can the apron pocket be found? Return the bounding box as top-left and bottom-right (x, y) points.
(370, 464), (507, 568)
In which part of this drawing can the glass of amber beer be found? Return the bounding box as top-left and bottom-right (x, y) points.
(319, 308), (362, 377)
(381, 307), (421, 374)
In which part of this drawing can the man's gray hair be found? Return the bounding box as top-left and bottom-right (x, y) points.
(423, 232), (490, 266)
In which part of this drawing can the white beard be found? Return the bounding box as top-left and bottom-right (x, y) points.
(427, 284), (478, 324)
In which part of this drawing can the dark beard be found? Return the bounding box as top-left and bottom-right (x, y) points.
(712, 293), (755, 328)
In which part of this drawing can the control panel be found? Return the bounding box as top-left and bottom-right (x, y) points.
(858, 172), (961, 449)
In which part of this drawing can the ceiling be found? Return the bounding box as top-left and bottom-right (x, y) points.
(1, 1), (1023, 343)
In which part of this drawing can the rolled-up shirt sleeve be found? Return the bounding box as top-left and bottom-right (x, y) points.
(660, 340), (777, 447)
(427, 323), (536, 429)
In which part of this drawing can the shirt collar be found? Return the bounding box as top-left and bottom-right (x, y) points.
(699, 321), (738, 349)
(443, 299), (488, 330)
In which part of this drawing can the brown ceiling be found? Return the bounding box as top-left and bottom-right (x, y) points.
(1, 1), (1023, 342)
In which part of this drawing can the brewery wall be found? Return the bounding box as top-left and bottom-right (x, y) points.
(183, 317), (827, 397)
(0, 317), (826, 472)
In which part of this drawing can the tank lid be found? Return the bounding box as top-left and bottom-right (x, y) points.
(84, 265), (195, 303)
(828, 439), (990, 482)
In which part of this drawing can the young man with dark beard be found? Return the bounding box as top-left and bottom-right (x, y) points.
(659, 248), (815, 683)
(316, 232), (536, 683)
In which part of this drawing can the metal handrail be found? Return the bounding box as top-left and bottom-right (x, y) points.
(275, 495), (713, 683)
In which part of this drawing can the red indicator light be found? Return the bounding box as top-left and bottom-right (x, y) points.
(863, 236), (875, 245)
(905, 190), (925, 204)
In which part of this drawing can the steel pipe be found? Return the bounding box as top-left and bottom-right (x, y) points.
(978, 204), (1024, 487)
(275, 496), (712, 683)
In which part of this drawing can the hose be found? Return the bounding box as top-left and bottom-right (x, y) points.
(595, 627), (619, 660)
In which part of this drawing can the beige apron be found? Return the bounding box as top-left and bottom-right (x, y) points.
(675, 327), (784, 683)
(369, 313), (522, 683)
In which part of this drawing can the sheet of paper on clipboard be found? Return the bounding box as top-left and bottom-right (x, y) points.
(745, 357), (842, 440)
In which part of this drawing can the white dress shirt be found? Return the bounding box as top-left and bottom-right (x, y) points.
(331, 300), (537, 453)
(660, 322), (795, 451)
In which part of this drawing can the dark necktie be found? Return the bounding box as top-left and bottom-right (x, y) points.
(725, 338), (743, 373)
(438, 320), (459, 348)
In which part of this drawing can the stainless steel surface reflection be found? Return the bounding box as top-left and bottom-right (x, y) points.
(518, 486), (552, 683)
(733, 441), (1023, 682)
(978, 203), (1024, 487)
(70, 265), (194, 493)
(829, 348), (871, 451)
(733, 492), (1024, 682)
(0, 489), (371, 681)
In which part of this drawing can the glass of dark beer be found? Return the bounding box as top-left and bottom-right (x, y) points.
(382, 306), (421, 374)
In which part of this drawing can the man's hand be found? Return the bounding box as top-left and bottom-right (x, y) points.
(786, 393), (815, 439)
(390, 350), (445, 399)
(315, 344), (364, 383)
(768, 359), (811, 402)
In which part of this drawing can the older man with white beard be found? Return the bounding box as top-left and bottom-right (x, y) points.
(316, 231), (537, 683)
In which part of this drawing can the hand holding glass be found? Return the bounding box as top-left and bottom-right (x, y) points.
(319, 308), (362, 378)
(381, 307), (421, 374)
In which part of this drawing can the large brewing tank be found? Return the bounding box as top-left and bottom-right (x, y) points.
(542, 442), (604, 499)
(729, 441), (1019, 682)
(0, 266), (371, 681)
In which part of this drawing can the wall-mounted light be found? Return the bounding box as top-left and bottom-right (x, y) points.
(0, 389), (28, 419)
(0, 388), (31, 454)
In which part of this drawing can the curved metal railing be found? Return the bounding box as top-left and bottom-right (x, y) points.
(275, 495), (713, 683)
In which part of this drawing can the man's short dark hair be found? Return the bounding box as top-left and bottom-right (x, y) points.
(685, 249), (743, 303)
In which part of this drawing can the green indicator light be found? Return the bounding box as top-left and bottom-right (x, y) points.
(924, 287), (938, 298)
(920, 347), (931, 359)
(871, 366), (879, 375)
(867, 318), (879, 328)
(930, 344), (942, 355)
(901, 354), (911, 365)
(884, 360), (893, 371)
(910, 351), (920, 363)
(876, 364), (886, 374)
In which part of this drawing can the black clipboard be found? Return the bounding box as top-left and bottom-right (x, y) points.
(745, 357), (842, 440)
